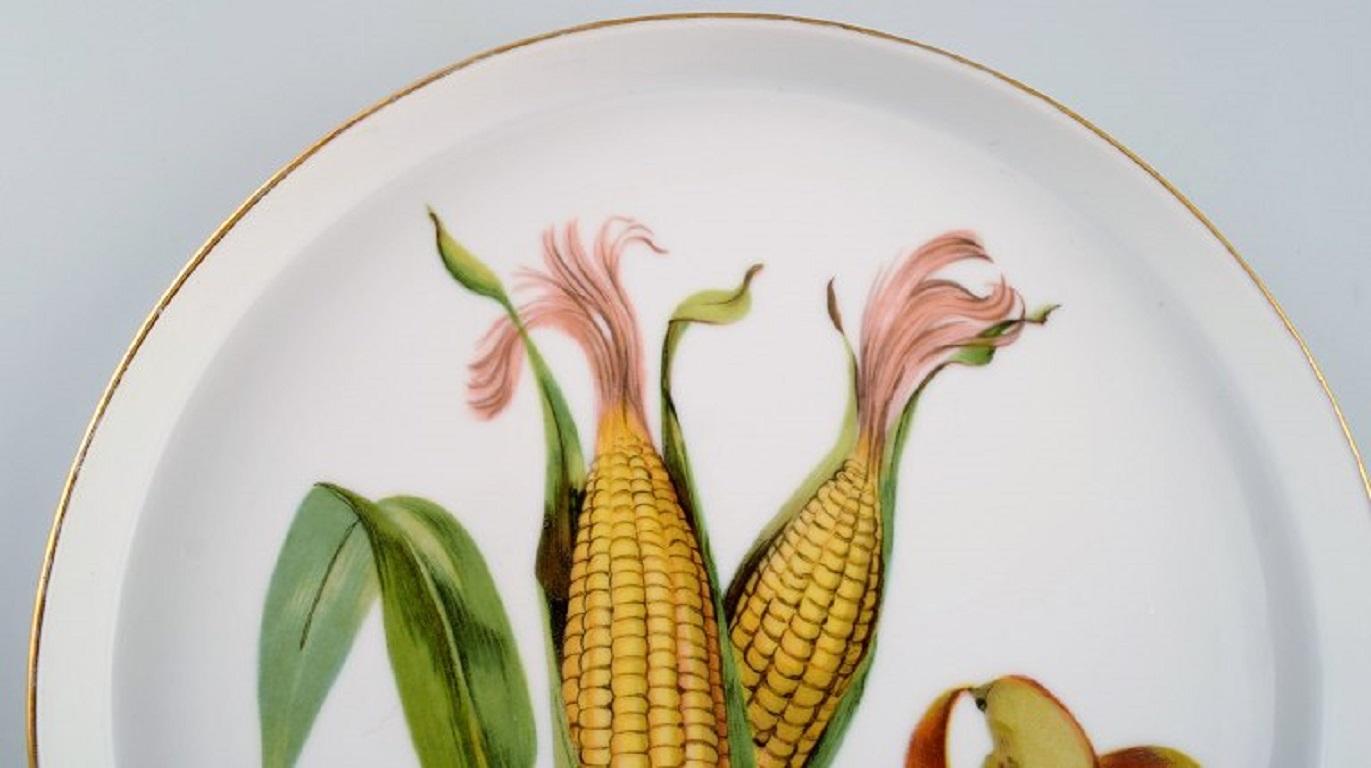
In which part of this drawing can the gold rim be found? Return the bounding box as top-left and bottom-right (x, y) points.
(27, 11), (1369, 765)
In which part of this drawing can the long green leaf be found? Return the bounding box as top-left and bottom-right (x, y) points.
(341, 489), (535, 768)
(660, 264), (763, 767)
(259, 484), (379, 768)
(429, 210), (583, 766)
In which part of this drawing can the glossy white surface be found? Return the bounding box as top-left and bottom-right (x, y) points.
(19, 13), (1371, 768)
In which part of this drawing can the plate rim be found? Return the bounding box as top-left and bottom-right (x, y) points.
(26, 11), (1370, 765)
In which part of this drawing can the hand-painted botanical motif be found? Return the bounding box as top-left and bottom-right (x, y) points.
(255, 211), (1197, 768)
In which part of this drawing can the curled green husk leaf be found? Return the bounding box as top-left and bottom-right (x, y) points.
(430, 208), (507, 303)
(660, 264), (764, 768)
(950, 304), (1059, 366)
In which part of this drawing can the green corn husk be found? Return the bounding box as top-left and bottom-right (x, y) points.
(660, 264), (765, 768)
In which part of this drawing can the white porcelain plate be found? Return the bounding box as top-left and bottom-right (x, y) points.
(31, 15), (1371, 768)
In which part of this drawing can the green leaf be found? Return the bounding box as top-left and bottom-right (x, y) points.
(1026, 303), (1061, 324)
(428, 209), (584, 765)
(258, 484), (379, 768)
(668, 263), (764, 325)
(949, 303), (1060, 367)
(535, 601), (579, 768)
(429, 208), (508, 303)
(660, 263), (763, 407)
(350, 491), (536, 768)
(660, 264), (764, 767)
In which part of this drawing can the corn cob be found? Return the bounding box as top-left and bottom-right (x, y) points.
(729, 456), (881, 765)
(469, 219), (731, 768)
(562, 409), (729, 767)
(726, 232), (1029, 767)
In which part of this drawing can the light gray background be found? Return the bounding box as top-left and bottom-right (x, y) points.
(2, 1), (1366, 761)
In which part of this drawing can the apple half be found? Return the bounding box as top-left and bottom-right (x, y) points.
(905, 675), (1199, 768)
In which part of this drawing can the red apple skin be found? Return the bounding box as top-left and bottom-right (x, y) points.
(904, 686), (968, 768)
